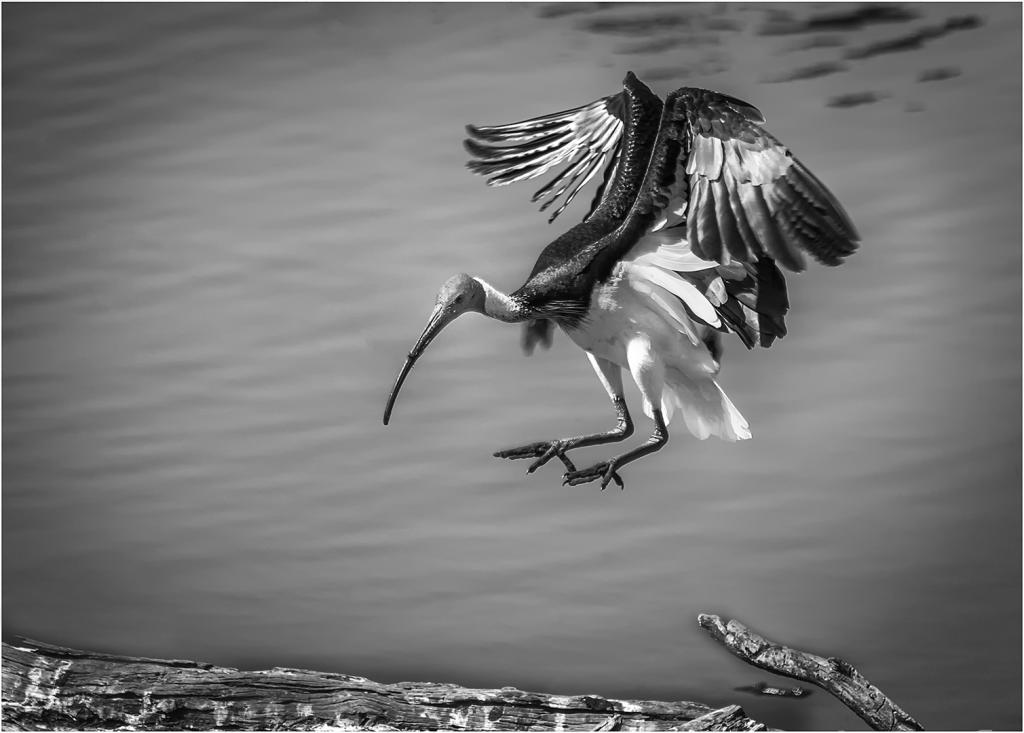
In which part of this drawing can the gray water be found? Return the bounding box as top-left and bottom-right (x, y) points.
(3, 4), (1021, 730)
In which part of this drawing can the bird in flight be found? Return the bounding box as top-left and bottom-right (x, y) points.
(383, 72), (858, 489)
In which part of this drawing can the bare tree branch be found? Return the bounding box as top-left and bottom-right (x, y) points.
(697, 614), (923, 731)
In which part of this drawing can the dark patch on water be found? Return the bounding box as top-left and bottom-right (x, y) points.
(759, 3), (918, 36)
(616, 37), (680, 55)
(845, 15), (982, 60)
(827, 91), (886, 108)
(684, 33), (722, 47)
(536, 3), (606, 19)
(618, 32), (720, 55)
(614, 31), (720, 55)
(641, 54), (729, 81)
(704, 17), (742, 32)
(579, 11), (691, 36)
(803, 4), (917, 31)
(780, 34), (847, 53)
(641, 66), (691, 83)
(762, 61), (848, 84)
(917, 66), (962, 83)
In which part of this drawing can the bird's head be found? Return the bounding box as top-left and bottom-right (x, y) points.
(383, 273), (485, 425)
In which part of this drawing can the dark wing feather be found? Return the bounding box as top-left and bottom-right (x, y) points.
(717, 259), (790, 348)
(612, 88), (858, 273)
(465, 90), (627, 223)
(676, 88), (858, 269)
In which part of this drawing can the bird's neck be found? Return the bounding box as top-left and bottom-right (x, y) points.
(475, 278), (526, 323)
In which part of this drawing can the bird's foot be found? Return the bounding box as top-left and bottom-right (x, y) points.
(563, 460), (624, 490)
(493, 440), (577, 473)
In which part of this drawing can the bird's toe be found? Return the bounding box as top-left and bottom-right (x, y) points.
(496, 440), (577, 475)
(563, 461), (624, 490)
(493, 442), (548, 460)
(527, 441), (571, 473)
(603, 469), (625, 491)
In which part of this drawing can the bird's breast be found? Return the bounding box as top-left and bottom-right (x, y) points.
(563, 272), (655, 366)
(563, 264), (719, 378)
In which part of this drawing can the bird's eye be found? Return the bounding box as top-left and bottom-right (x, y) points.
(454, 295), (464, 304)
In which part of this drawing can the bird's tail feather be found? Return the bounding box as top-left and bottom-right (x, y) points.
(643, 370), (751, 441)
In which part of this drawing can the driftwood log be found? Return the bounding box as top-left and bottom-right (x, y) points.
(2, 638), (768, 731)
(698, 615), (923, 731)
(3, 614), (923, 731)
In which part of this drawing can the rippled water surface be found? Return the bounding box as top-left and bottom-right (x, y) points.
(4, 4), (1021, 730)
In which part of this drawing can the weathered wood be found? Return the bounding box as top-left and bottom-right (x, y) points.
(681, 705), (768, 731)
(697, 614), (923, 731)
(2, 638), (768, 731)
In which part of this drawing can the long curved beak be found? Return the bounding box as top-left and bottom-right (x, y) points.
(383, 304), (454, 425)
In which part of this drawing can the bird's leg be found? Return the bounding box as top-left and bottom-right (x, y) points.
(564, 336), (669, 490)
(493, 356), (632, 485)
(494, 395), (633, 472)
(563, 408), (668, 490)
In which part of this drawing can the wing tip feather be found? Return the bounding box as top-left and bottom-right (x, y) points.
(463, 87), (629, 220)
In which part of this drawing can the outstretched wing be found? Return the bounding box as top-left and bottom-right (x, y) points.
(585, 85), (859, 351)
(465, 74), (664, 355)
(464, 88), (627, 224)
(632, 88), (860, 272)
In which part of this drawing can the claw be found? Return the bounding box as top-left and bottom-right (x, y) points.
(563, 461), (625, 490)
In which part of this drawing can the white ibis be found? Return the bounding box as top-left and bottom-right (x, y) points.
(383, 72), (858, 489)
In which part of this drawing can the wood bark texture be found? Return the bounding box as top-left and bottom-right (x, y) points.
(2, 639), (768, 731)
(697, 614), (923, 731)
